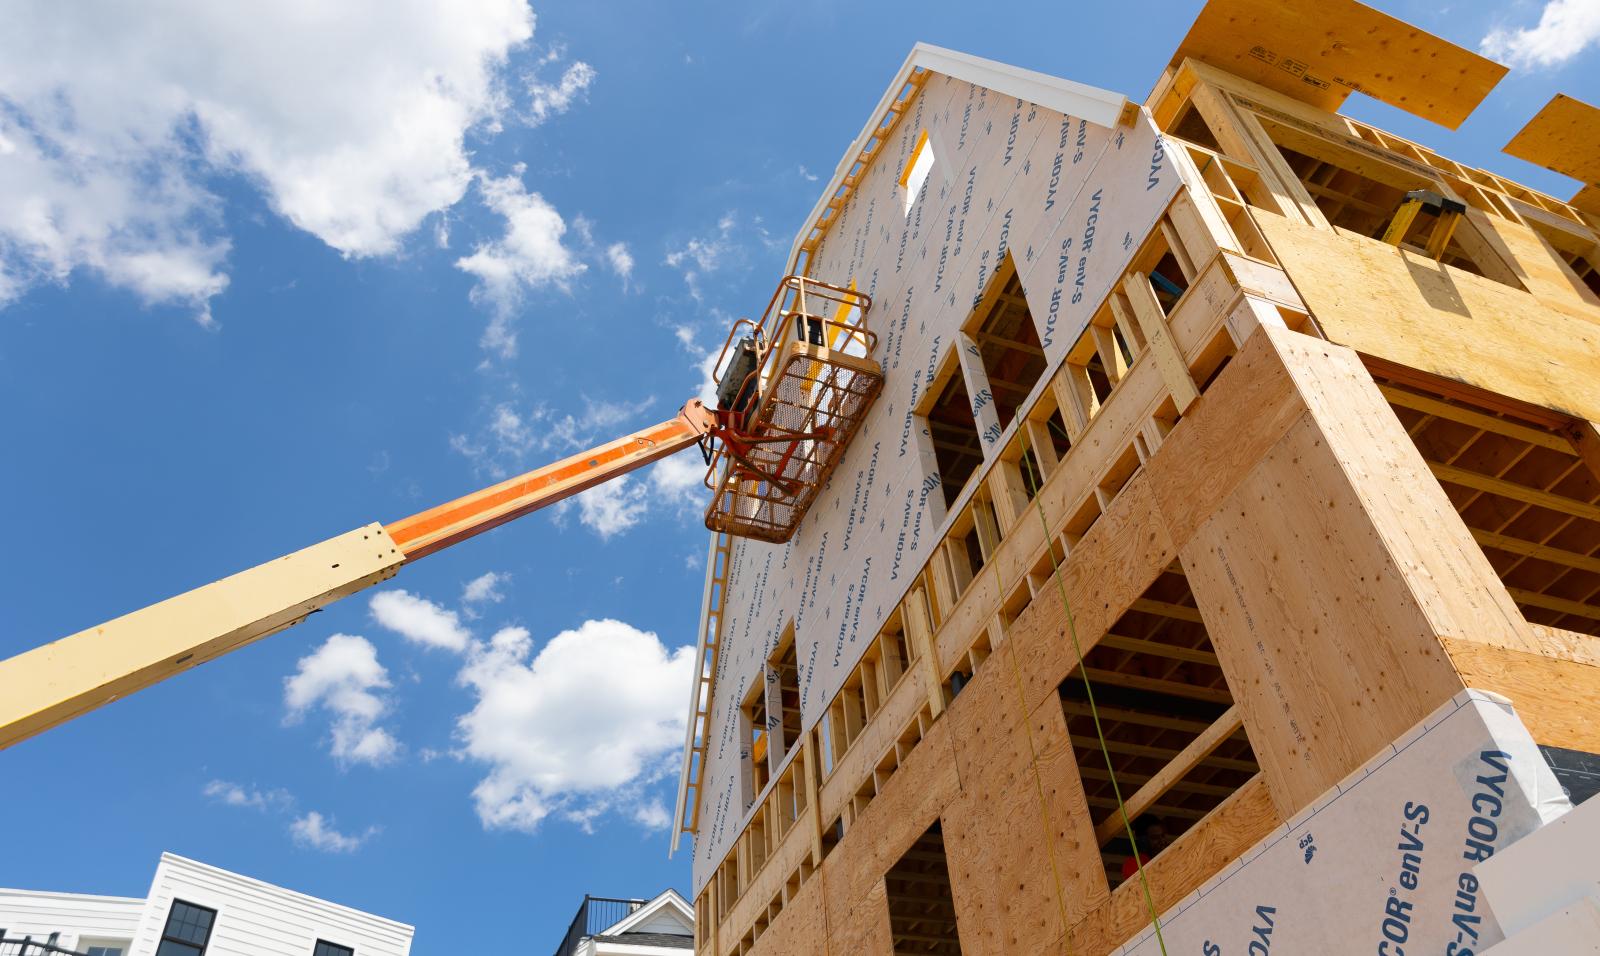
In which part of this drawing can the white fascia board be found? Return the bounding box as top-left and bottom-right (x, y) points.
(781, 43), (1130, 275)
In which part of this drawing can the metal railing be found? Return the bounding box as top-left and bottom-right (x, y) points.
(0, 938), (88, 956)
(551, 896), (645, 956)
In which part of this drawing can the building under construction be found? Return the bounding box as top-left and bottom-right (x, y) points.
(669, 1), (1600, 952)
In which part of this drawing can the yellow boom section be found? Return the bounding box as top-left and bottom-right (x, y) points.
(0, 401), (716, 751)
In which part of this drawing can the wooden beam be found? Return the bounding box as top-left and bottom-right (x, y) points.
(1427, 461), (1600, 522)
(1062, 700), (1215, 735)
(1093, 706), (1242, 844)
(1378, 384), (1573, 452)
(1123, 273), (1201, 412)
(1129, 598), (1205, 623)
(1069, 734), (1258, 772)
(1506, 587), (1600, 622)
(1470, 528), (1600, 575)
(1098, 632), (1220, 666)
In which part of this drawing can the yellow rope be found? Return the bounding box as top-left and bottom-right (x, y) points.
(1018, 429), (1169, 955)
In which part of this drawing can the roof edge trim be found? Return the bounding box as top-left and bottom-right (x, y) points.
(784, 43), (1129, 275)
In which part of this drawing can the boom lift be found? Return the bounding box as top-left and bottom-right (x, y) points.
(0, 276), (878, 750)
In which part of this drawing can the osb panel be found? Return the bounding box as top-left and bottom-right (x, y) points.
(1170, 0), (1504, 129)
(1503, 93), (1600, 187)
(943, 679), (1067, 955)
(1265, 328), (1537, 656)
(823, 717), (962, 914)
(1061, 774), (1281, 954)
(746, 883), (828, 956)
(821, 877), (893, 956)
(1007, 472), (1178, 716)
(1028, 693), (1112, 925)
(1143, 324), (1301, 547)
(1469, 208), (1600, 314)
(1181, 412), (1470, 816)
(1255, 210), (1600, 423)
(945, 641), (1032, 787)
(1443, 637), (1600, 754)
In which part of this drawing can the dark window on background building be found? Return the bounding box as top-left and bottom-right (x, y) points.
(314, 941), (355, 956)
(156, 900), (216, 956)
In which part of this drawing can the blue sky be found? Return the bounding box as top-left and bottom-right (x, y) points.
(0, 0), (1595, 950)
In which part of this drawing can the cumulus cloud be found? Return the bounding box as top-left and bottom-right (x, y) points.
(0, 0), (535, 319)
(605, 242), (635, 285)
(570, 478), (651, 539)
(283, 634), (401, 766)
(456, 168), (587, 357)
(1482, 0), (1600, 69)
(290, 811), (379, 853)
(370, 589), (472, 652)
(526, 59), (597, 126)
(463, 571), (510, 607)
(202, 780), (293, 812)
(455, 620), (695, 832)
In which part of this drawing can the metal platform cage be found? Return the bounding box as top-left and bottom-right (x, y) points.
(704, 276), (884, 543)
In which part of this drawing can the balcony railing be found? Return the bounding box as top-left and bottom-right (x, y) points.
(0, 938), (87, 956)
(551, 896), (646, 956)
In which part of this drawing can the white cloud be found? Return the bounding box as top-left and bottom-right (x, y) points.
(1482, 0), (1600, 68)
(633, 799), (672, 830)
(290, 811), (379, 853)
(455, 620), (695, 832)
(665, 213), (740, 302)
(649, 452), (708, 510)
(203, 780), (293, 812)
(526, 60), (597, 126)
(0, 0), (535, 319)
(463, 571), (510, 607)
(283, 634), (401, 766)
(370, 589), (472, 652)
(456, 168), (586, 357)
(605, 242), (635, 283)
(571, 478), (651, 539)
(799, 165), (819, 182)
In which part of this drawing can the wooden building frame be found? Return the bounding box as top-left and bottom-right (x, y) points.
(676, 4), (1600, 954)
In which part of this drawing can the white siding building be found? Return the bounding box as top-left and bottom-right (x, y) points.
(0, 854), (412, 956)
(552, 890), (693, 956)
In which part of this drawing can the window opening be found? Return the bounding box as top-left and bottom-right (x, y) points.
(1381, 378), (1600, 636)
(885, 821), (963, 955)
(313, 943), (354, 956)
(1256, 118), (1514, 285)
(901, 130), (935, 216)
(156, 900), (216, 956)
(1058, 564), (1259, 885)
(1169, 103), (1220, 152)
(921, 360), (983, 511)
(964, 256), (1047, 430)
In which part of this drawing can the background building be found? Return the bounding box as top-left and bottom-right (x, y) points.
(551, 891), (694, 956)
(0, 854), (412, 956)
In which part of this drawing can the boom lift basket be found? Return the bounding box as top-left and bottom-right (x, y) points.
(703, 276), (883, 543)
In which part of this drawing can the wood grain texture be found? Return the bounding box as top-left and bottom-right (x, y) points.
(1503, 93), (1600, 186)
(1171, 0), (1505, 129)
(1256, 210), (1600, 422)
(1444, 635), (1600, 754)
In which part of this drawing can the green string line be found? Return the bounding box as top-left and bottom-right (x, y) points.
(1018, 428), (1169, 956)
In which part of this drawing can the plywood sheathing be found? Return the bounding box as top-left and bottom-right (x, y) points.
(1253, 211), (1600, 423)
(1169, 0), (1506, 130)
(1503, 93), (1600, 188)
